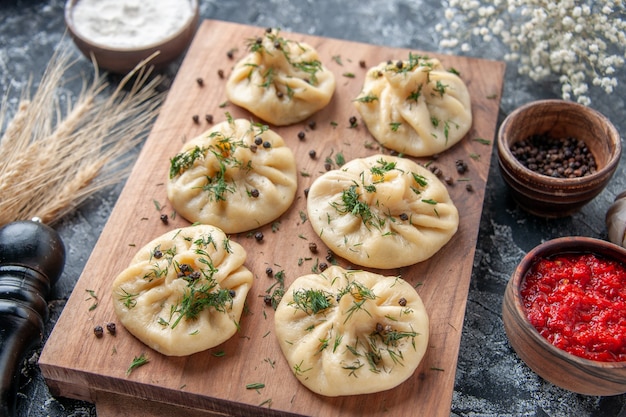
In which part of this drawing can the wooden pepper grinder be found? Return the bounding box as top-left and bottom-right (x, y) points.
(0, 219), (65, 417)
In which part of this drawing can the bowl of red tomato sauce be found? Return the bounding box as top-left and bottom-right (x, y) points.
(503, 236), (626, 395)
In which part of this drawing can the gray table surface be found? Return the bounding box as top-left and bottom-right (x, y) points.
(2, 0), (626, 416)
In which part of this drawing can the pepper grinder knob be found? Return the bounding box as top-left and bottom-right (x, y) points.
(0, 220), (66, 417)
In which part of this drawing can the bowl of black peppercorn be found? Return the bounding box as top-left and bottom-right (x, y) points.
(497, 99), (621, 218)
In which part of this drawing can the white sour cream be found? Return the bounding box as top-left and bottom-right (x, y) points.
(71, 0), (194, 49)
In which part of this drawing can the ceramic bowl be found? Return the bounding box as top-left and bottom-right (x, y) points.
(497, 99), (621, 218)
(502, 236), (626, 396)
(64, 0), (199, 74)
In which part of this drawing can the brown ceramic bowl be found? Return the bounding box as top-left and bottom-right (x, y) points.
(502, 236), (626, 396)
(64, 0), (199, 74)
(497, 99), (621, 218)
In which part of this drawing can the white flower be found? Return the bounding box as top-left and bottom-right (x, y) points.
(438, 0), (626, 105)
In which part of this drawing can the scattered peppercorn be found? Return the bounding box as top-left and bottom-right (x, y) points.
(466, 183), (474, 192)
(308, 121), (317, 130)
(106, 322), (116, 335)
(298, 131), (306, 140)
(94, 325), (104, 338)
(262, 141), (271, 149)
(398, 297), (407, 307)
(444, 176), (454, 185)
(153, 249), (163, 259)
(265, 267), (273, 277)
(399, 213), (409, 221)
(324, 162), (332, 171)
(308, 150), (316, 159)
(205, 114), (214, 124)
(396, 60), (403, 69)
(192, 114), (200, 124)
(263, 294), (273, 306)
(196, 77), (204, 87)
(309, 242), (318, 253)
(250, 188), (260, 198)
(455, 159), (468, 174)
(349, 116), (358, 128)
(160, 214), (169, 224)
(319, 262), (328, 272)
(227, 49), (234, 59)
(229, 290), (236, 298)
(304, 187), (309, 198)
(430, 165), (443, 177)
(250, 144), (258, 153)
(217, 69), (224, 79)
(255, 231), (264, 242)
(510, 134), (597, 178)
(359, 60), (366, 68)
(254, 136), (263, 145)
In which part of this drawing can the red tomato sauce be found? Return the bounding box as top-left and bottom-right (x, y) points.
(520, 252), (626, 362)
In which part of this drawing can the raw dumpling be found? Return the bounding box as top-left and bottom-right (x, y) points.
(307, 154), (458, 269)
(354, 53), (472, 157)
(226, 28), (336, 126)
(274, 265), (429, 396)
(167, 116), (298, 233)
(111, 224), (253, 356)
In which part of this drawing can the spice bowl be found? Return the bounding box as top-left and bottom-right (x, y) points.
(64, 0), (199, 74)
(497, 99), (621, 218)
(502, 236), (626, 396)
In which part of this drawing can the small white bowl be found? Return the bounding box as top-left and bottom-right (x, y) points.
(64, 0), (199, 73)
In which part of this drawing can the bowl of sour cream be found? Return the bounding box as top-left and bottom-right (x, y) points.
(65, 0), (199, 73)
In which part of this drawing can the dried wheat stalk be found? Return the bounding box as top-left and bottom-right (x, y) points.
(0, 44), (164, 227)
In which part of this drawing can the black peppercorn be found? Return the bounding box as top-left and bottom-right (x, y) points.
(349, 116), (358, 127)
(205, 114), (214, 124)
(196, 77), (204, 87)
(192, 115), (199, 124)
(229, 290), (236, 298)
(308, 150), (316, 159)
(298, 131), (306, 140)
(399, 213), (409, 221)
(262, 141), (271, 149)
(153, 249), (163, 259)
(308, 121), (317, 130)
(308, 242), (318, 253)
(160, 214), (168, 224)
(217, 69), (224, 79)
(319, 262), (328, 272)
(398, 297), (407, 307)
(94, 325), (104, 338)
(254, 232), (264, 242)
(106, 322), (116, 335)
(265, 267), (273, 277)
(254, 136), (263, 145)
(250, 188), (260, 198)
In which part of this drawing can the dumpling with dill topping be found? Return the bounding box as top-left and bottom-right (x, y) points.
(167, 116), (298, 233)
(354, 53), (472, 157)
(274, 265), (430, 396)
(111, 224), (253, 356)
(306, 154), (459, 269)
(225, 28), (336, 126)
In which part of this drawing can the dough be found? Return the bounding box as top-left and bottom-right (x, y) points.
(111, 224), (253, 356)
(275, 265), (429, 396)
(226, 28), (336, 126)
(354, 54), (472, 157)
(167, 117), (297, 233)
(307, 154), (459, 268)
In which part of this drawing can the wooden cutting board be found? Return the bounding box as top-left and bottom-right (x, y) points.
(39, 19), (505, 417)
